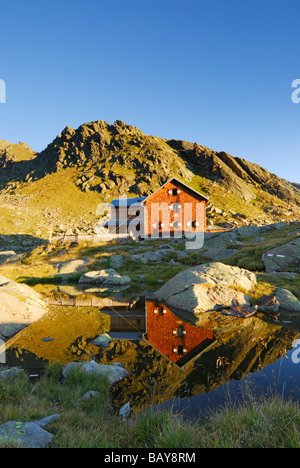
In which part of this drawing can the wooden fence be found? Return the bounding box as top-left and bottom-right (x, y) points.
(50, 233), (130, 245)
(46, 296), (132, 308)
(50, 228), (231, 245)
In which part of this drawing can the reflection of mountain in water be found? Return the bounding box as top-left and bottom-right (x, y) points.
(4, 291), (300, 415)
(112, 299), (300, 412)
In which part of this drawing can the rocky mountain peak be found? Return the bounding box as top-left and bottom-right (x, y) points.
(0, 120), (299, 230)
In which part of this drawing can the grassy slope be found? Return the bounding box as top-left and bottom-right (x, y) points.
(0, 169), (103, 236)
(1, 366), (300, 448)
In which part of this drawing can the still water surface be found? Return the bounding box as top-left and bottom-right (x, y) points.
(5, 284), (300, 418)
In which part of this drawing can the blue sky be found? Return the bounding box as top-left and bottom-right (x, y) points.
(0, 0), (299, 182)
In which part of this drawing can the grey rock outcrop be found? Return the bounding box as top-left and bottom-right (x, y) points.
(91, 333), (112, 348)
(154, 262), (257, 314)
(110, 254), (125, 269)
(276, 288), (300, 313)
(0, 367), (24, 380)
(160, 282), (251, 314)
(0, 415), (60, 448)
(58, 259), (89, 275)
(62, 360), (129, 386)
(130, 249), (171, 264)
(263, 238), (300, 273)
(79, 269), (131, 286)
(202, 248), (237, 261)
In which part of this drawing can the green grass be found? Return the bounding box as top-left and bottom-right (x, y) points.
(1, 364), (300, 448)
(223, 223), (300, 271)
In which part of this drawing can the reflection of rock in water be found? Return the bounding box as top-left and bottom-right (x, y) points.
(4, 306), (111, 366)
(5, 347), (49, 372)
(112, 314), (300, 413)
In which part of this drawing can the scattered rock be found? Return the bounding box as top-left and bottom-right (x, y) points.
(110, 254), (125, 269)
(130, 250), (167, 264)
(276, 288), (300, 313)
(0, 415), (60, 448)
(61, 360), (129, 386)
(42, 337), (55, 343)
(154, 263), (256, 315)
(82, 390), (100, 400)
(0, 251), (17, 262)
(91, 333), (112, 348)
(236, 225), (271, 238)
(221, 305), (258, 318)
(263, 238), (300, 273)
(158, 244), (174, 250)
(201, 231), (238, 250)
(270, 272), (296, 280)
(202, 248), (237, 261)
(58, 259), (89, 275)
(175, 250), (189, 259)
(79, 269), (131, 286)
(258, 295), (280, 314)
(251, 237), (266, 243)
(158, 282), (251, 314)
(155, 262), (256, 300)
(120, 402), (130, 420)
(0, 367), (24, 380)
(33, 414), (61, 428)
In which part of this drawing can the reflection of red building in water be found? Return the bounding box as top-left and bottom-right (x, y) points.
(145, 300), (215, 367)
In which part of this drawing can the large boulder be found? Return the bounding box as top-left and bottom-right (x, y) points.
(0, 367), (25, 380)
(263, 238), (300, 273)
(202, 248), (237, 261)
(154, 262), (257, 314)
(58, 259), (89, 275)
(62, 360), (129, 386)
(109, 254), (125, 269)
(130, 249), (170, 264)
(0, 276), (48, 339)
(276, 288), (300, 313)
(201, 231), (238, 250)
(0, 415), (60, 448)
(79, 269), (131, 286)
(159, 282), (251, 314)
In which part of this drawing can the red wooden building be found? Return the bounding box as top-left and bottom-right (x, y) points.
(103, 177), (209, 239)
(143, 177), (208, 238)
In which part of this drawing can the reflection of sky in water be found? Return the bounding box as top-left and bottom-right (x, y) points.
(170, 349), (300, 419)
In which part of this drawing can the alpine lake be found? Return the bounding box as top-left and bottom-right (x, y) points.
(3, 281), (300, 420)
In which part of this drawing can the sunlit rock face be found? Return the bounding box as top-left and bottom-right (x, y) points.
(154, 262), (257, 314)
(0, 276), (48, 339)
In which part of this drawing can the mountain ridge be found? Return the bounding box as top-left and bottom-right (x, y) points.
(0, 119), (299, 236)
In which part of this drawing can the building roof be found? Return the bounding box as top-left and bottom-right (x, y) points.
(102, 218), (144, 227)
(142, 177), (210, 204)
(108, 196), (147, 208)
(108, 177), (209, 209)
